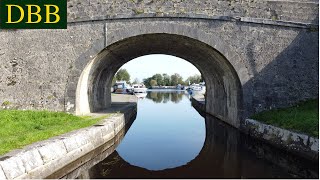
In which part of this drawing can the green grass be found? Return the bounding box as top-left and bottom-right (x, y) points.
(0, 110), (109, 155)
(251, 99), (319, 137)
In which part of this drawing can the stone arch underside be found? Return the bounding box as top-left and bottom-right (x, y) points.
(76, 33), (242, 128)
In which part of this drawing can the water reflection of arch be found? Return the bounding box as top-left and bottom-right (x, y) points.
(86, 115), (318, 179)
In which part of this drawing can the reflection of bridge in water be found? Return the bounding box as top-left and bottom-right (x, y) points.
(74, 114), (317, 179)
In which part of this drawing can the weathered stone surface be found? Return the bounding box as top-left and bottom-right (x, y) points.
(0, 23), (105, 112)
(107, 115), (126, 134)
(0, 156), (26, 179)
(243, 118), (319, 161)
(62, 134), (82, 153)
(71, 130), (94, 148)
(191, 95), (206, 116)
(19, 149), (44, 172)
(309, 137), (319, 152)
(84, 127), (104, 146)
(56, 128), (125, 179)
(66, 0), (319, 24)
(20, 143), (94, 179)
(99, 123), (114, 138)
(0, 165), (7, 179)
(38, 140), (68, 164)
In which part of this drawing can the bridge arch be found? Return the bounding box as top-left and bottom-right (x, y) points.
(76, 33), (243, 128)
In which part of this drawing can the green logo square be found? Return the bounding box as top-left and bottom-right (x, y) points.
(0, 0), (67, 29)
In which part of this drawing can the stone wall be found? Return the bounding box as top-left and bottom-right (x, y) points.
(0, 23), (105, 111)
(242, 119), (319, 162)
(67, 0), (319, 24)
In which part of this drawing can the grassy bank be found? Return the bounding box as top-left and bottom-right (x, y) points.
(0, 110), (109, 155)
(251, 99), (319, 137)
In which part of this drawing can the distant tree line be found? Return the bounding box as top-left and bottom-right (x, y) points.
(143, 73), (203, 88)
(143, 73), (183, 87)
(112, 69), (203, 88)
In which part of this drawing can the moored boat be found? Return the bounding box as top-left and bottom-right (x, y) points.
(132, 84), (148, 93)
(113, 81), (133, 94)
(187, 82), (206, 95)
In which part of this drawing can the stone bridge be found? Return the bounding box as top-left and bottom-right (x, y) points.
(0, 0), (318, 128)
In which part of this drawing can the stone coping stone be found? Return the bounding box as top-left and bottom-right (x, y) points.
(243, 118), (319, 162)
(68, 14), (318, 29)
(0, 105), (136, 179)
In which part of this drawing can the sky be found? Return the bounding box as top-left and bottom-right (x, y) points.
(119, 54), (201, 82)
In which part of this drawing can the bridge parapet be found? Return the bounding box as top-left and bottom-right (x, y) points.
(67, 0), (319, 24)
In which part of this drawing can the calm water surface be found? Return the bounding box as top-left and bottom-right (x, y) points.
(76, 91), (318, 178)
(117, 91), (205, 171)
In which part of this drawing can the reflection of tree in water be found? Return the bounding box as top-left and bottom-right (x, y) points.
(146, 92), (183, 103)
(170, 93), (183, 103)
(163, 93), (170, 104)
(147, 92), (162, 103)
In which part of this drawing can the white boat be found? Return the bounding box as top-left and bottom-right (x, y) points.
(200, 86), (206, 95)
(132, 84), (148, 93)
(190, 84), (202, 91)
(188, 82), (206, 95)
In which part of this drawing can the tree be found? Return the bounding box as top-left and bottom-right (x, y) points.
(112, 77), (117, 85)
(115, 69), (130, 83)
(185, 74), (202, 85)
(132, 78), (140, 84)
(152, 74), (164, 86)
(170, 73), (183, 86)
(163, 73), (171, 86)
(143, 77), (152, 88)
(150, 79), (158, 87)
(143, 73), (187, 87)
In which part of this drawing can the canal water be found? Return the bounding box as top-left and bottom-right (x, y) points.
(75, 91), (318, 179)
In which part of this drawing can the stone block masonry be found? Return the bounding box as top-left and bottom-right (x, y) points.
(242, 119), (319, 162)
(67, 0), (319, 24)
